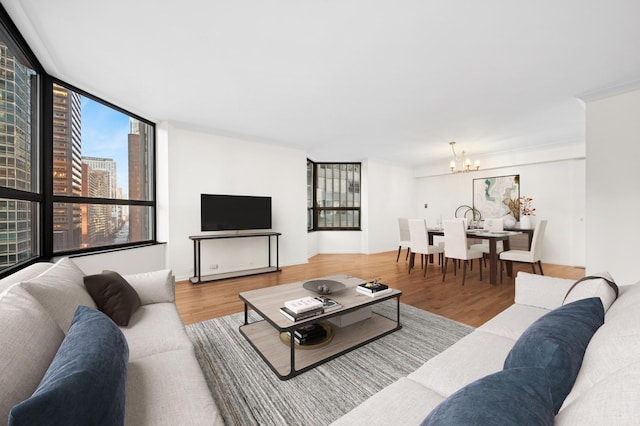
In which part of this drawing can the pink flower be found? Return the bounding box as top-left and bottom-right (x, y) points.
(518, 196), (536, 216)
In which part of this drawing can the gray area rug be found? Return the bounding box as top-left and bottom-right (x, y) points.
(186, 301), (473, 426)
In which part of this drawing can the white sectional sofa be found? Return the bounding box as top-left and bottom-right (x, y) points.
(0, 258), (223, 425)
(334, 271), (639, 425)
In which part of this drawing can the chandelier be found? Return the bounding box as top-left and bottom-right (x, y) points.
(449, 141), (479, 173)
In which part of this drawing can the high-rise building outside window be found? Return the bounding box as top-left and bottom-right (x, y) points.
(307, 160), (361, 231)
(0, 23), (40, 270)
(52, 82), (155, 253)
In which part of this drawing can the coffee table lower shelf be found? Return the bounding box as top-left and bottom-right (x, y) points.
(239, 312), (401, 380)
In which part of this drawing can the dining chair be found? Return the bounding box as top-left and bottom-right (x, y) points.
(396, 217), (411, 262)
(470, 218), (505, 265)
(500, 219), (548, 283)
(407, 219), (444, 277)
(442, 219), (484, 285)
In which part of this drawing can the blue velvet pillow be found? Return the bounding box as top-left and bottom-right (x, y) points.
(422, 367), (554, 426)
(503, 297), (604, 413)
(9, 306), (129, 426)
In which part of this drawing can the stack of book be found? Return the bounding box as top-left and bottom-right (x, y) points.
(357, 282), (393, 297)
(292, 323), (327, 345)
(280, 296), (324, 321)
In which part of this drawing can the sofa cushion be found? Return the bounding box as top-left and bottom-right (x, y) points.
(9, 306), (129, 426)
(503, 297), (604, 413)
(120, 302), (193, 360)
(562, 306), (640, 408)
(408, 331), (516, 397)
(126, 348), (223, 425)
(477, 304), (549, 340)
(562, 272), (618, 312)
(84, 270), (141, 326)
(0, 262), (52, 293)
(556, 360), (640, 425)
(121, 269), (175, 304)
(330, 378), (446, 426)
(421, 368), (554, 426)
(514, 272), (575, 310)
(21, 257), (96, 332)
(604, 281), (640, 321)
(0, 284), (65, 423)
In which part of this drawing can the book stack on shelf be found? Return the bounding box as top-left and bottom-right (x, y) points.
(357, 281), (393, 297)
(292, 323), (327, 345)
(280, 296), (324, 321)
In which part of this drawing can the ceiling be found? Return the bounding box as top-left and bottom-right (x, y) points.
(4, 0), (640, 168)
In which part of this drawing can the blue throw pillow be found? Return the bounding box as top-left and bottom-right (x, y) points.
(422, 367), (554, 426)
(503, 297), (604, 413)
(9, 306), (129, 426)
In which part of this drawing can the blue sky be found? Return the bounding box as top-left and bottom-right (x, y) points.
(80, 97), (130, 196)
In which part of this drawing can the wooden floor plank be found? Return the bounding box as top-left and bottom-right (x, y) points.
(175, 251), (585, 328)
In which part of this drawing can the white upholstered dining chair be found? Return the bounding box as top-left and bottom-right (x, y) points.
(407, 219), (444, 277)
(442, 219), (484, 285)
(396, 217), (411, 262)
(500, 219), (548, 282)
(470, 218), (505, 265)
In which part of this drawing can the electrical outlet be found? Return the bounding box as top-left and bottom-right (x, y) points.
(209, 264), (218, 270)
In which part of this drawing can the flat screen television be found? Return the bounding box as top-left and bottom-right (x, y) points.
(200, 194), (272, 231)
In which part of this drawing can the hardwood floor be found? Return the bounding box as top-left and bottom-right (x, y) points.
(175, 251), (585, 328)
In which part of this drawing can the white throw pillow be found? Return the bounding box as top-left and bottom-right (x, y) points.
(21, 257), (96, 332)
(557, 360), (640, 424)
(561, 307), (640, 408)
(121, 269), (175, 304)
(562, 272), (618, 312)
(0, 284), (65, 421)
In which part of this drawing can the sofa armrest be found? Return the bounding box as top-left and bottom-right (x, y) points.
(514, 272), (576, 310)
(122, 269), (175, 305)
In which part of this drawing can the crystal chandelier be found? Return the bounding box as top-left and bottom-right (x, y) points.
(449, 141), (479, 173)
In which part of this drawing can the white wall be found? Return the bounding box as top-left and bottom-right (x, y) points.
(154, 123), (588, 280)
(69, 244), (168, 275)
(585, 89), (640, 285)
(365, 160), (416, 253)
(413, 159), (586, 267)
(163, 124), (309, 281)
(306, 160), (416, 255)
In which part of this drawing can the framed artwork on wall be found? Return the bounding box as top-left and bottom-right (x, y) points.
(473, 175), (520, 220)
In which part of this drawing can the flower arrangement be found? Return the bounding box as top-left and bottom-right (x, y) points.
(518, 196), (536, 216)
(505, 198), (521, 221)
(504, 196), (536, 221)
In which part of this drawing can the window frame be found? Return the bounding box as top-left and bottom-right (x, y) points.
(46, 78), (157, 257)
(0, 5), (44, 274)
(0, 5), (157, 276)
(307, 159), (361, 231)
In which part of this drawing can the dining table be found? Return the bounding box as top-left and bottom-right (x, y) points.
(428, 228), (523, 285)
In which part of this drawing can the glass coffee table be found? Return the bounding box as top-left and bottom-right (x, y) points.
(239, 274), (402, 380)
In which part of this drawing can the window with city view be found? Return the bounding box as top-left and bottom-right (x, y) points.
(0, 23), (40, 270)
(307, 161), (361, 231)
(0, 8), (157, 273)
(51, 82), (155, 253)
